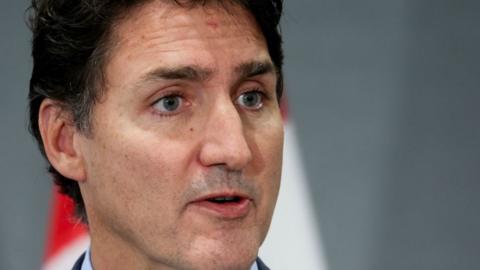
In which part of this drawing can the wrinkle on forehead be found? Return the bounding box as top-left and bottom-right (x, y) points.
(112, 0), (264, 47)
(101, 0), (268, 90)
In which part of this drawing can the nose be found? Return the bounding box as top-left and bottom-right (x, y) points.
(198, 99), (253, 171)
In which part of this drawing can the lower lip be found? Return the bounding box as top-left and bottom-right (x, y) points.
(190, 198), (251, 219)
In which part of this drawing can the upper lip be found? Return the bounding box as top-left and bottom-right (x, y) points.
(190, 191), (252, 203)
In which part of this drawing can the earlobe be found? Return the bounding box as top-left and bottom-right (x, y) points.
(38, 99), (87, 182)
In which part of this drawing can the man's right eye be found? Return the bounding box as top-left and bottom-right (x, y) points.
(152, 95), (184, 113)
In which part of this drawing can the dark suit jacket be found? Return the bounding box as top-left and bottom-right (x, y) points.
(72, 252), (270, 270)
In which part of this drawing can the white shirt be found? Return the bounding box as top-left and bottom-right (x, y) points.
(81, 247), (259, 270)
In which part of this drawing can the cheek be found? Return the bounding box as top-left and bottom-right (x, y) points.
(82, 129), (193, 219)
(249, 122), (283, 240)
(249, 119), (284, 201)
(251, 117), (284, 171)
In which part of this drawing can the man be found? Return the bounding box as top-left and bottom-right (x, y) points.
(28, 0), (284, 269)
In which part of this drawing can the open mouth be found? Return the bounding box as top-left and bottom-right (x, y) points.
(206, 196), (242, 204)
(191, 194), (252, 219)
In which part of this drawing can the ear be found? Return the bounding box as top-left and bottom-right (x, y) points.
(38, 99), (86, 182)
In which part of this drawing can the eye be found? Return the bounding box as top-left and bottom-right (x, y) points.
(152, 95), (183, 113)
(236, 91), (264, 110)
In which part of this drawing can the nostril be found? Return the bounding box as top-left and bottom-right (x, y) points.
(197, 139), (252, 170)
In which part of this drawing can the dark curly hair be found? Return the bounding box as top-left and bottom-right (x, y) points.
(28, 0), (284, 223)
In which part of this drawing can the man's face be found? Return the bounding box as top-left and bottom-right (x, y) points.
(77, 1), (283, 269)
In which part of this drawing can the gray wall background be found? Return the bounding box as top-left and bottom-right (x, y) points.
(1, 0), (479, 269)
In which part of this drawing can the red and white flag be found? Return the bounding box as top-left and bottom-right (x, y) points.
(42, 102), (328, 270)
(43, 192), (89, 270)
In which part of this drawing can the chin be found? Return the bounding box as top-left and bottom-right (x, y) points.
(185, 234), (259, 270)
(191, 253), (257, 270)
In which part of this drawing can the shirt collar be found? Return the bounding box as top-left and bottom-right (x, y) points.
(80, 247), (93, 270)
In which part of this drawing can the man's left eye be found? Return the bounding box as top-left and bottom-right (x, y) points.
(152, 95), (183, 113)
(236, 91), (264, 110)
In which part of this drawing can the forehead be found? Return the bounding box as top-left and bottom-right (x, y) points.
(102, 0), (271, 89)
(111, 1), (266, 58)
(117, 1), (260, 32)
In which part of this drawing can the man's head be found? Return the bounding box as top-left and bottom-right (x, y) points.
(29, 0), (284, 269)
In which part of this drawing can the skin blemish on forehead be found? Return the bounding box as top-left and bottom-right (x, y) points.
(206, 20), (219, 29)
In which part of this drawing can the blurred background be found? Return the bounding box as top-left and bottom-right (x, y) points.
(1, 0), (479, 269)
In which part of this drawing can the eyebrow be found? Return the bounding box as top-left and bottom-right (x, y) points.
(140, 59), (275, 84)
(235, 60), (276, 81)
(142, 65), (213, 82)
